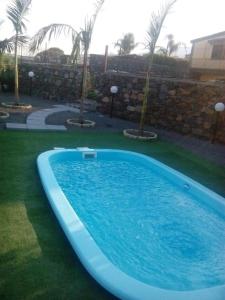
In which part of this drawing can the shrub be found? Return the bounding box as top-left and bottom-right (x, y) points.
(87, 90), (98, 100)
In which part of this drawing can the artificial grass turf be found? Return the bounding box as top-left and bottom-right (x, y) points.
(0, 130), (224, 300)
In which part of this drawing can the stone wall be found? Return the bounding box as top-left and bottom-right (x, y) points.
(90, 54), (190, 79)
(19, 63), (83, 101)
(17, 62), (225, 143)
(94, 72), (225, 143)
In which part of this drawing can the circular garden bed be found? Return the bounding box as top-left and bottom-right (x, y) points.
(66, 118), (96, 128)
(123, 129), (157, 141)
(1, 102), (32, 109)
(0, 111), (9, 119)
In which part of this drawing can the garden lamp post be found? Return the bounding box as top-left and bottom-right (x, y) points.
(110, 85), (118, 118)
(28, 71), (35, 96)
(211, 102), (225, 143)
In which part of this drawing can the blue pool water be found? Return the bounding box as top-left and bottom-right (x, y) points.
(51, 152), (225, 292)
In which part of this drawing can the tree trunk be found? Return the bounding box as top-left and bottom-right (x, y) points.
(14, 30), (19, 104)
(139, 53), (154, 136)
(139, 71), (150, 135)
(80, 48), (88, 123)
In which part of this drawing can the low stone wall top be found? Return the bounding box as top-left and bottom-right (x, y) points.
(90, 54), (190, 79)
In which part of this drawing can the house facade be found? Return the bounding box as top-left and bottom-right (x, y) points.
(190, 31), (225, 80)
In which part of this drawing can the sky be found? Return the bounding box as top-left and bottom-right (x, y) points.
(0, 0), (225, 57)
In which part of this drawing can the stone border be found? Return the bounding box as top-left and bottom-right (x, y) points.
(1, 102), (32, 109)
(66, 119), (96, 128)
(0, 111), (9, 119)
(123, 129), (158, 141)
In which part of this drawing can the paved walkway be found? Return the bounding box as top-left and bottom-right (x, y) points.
(6, 105), (79, 131)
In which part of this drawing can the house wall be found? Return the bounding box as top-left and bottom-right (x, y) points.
(191, 35), (225, 78)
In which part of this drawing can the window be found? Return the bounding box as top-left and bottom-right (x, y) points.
(211, 44), (225, 60)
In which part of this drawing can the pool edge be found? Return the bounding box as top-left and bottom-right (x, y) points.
(37, 148), (225, 300)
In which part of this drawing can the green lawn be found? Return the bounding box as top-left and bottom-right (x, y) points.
(0, 131), (224, 300)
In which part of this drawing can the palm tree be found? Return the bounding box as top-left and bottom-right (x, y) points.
(165, 34), (180, 56)
(30, 23), (80, 65)
(30, 0), (105, 123)
(0, 20), (27, 56)
(139, 0), (177, 135)
(115, 33), (137, 55)
(157, 34), (180, 56)
(7, 0), (31, 104)
(79, 0), (105, 123)
(0, 35), (27, 55)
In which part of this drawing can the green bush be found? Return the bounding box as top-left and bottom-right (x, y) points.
(0, 67), (14, 91)
(87, 90), (98, 100)
(0, 54), (14, 92)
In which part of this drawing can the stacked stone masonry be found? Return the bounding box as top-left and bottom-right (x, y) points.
(94, 72), (225, 144)
(19, 63), (83, 101)
(90, 54), (190, 78)
(18, 62), (225, 143)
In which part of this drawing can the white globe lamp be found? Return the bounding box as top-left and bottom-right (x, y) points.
(215, 102), (225, 112)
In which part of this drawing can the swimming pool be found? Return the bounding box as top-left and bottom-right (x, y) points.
(37, 148), (225, 300)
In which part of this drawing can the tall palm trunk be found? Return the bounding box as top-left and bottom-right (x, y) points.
(80, 48), (88, 123)
(139, 0), (177, 136)
(139, 54), (154, 135)
(14, 30), (19, 103)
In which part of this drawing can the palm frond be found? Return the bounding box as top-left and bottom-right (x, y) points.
(0, 34), (27, 54)
(70, 32), (81, 64)
(0, 38), (14, 54)
(30, 23), (77, 53)
(115, 33), (137, 55)
(80, 18), (92, 51)
(145, 0), (177, 55)
(7, 0), (31, 33)
(80, 0), (105, 51)
(166, 34), (180, 56)
(92, 0), (105, 28)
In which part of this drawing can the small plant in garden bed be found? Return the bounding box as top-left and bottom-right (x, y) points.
(87, 90), (98, 100)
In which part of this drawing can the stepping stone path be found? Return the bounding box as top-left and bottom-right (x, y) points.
(6, 105), (80, 131)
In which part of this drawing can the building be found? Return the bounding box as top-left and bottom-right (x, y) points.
(190, 31), (225, 81)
